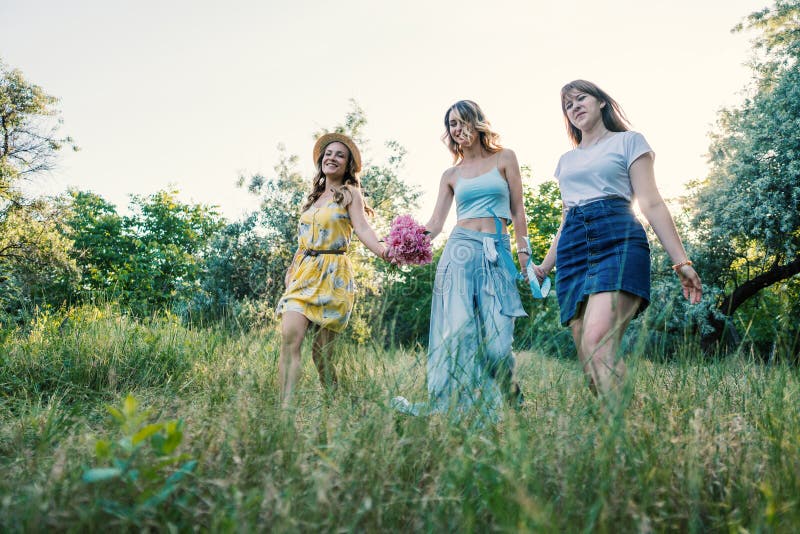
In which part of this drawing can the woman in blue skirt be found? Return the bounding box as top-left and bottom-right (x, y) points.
(392, 100), (529, 420)
(534, 80), (702, 396)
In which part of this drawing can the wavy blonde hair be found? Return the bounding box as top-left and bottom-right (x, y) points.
(301, 144), (373, 216)
(560, 80), (631, 147)
(441, 100), (503, 163)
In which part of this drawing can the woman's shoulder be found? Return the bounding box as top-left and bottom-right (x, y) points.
(333, 183), (362, 208)
(496, 147), (517, 162)
(442, 165), (459, 183)
(618, 130), (648, 143)
(617, 130), (652, 152)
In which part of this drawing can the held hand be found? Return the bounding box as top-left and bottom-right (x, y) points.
(532, 264), (548, 284)
(677, 265), (702, 304)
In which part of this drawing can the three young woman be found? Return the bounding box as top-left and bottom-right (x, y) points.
(278, 82), (703, 410)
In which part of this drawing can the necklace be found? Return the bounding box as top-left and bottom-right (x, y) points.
(581, 129), (610, 149)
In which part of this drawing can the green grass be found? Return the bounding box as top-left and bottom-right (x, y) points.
(1, 305), (798, 532)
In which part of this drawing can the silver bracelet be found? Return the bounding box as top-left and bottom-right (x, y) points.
(517, 246), (531, 256)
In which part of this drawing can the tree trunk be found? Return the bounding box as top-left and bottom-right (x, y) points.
(701, 255), (800, 350)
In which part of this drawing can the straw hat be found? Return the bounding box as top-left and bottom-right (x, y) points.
(313, 133), (362, 174)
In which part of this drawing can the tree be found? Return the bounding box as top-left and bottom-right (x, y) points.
(62, 189), (223, 315)
(0, 198), (78, 326)
(691, 0), (800, 350)
(733, 0), (800, 76)
(191, 213), (280, 325)
(0, 60), (79, 325)
(63, 190), (130, 295)
(0, 60), (76, 213)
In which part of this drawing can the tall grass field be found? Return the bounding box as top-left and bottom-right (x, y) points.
(1, 305), (798, 532)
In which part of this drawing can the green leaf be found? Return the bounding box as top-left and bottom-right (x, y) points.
(123, 395), (138, 418)
(140, 483), (179, 509)
(165, 460), (198, 485)
(161, 427), (183, 455)
(83, 467), (122, 483)
(107, 406), (125, 424)
(150, 433), (167, 455)
(95, 439), (111, 459)
(117, 436), (134, 454)
(132, 423), (163, 445)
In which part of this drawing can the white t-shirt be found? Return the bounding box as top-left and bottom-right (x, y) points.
(554, 131), (653, 208)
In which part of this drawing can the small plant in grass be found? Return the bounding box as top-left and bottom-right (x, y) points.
(82, 394), (197, 522)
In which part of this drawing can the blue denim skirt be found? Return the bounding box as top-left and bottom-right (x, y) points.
(556, 197), (650, 326)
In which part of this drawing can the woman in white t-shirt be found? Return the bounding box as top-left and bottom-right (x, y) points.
(534, 80), (702, 397)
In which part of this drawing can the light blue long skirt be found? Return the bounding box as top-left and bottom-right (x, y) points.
(392, 226), (527, 421)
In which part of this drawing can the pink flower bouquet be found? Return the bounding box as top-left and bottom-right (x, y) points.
(385, 215), (433, 266)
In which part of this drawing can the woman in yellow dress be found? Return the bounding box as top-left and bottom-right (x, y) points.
(276, 133), (388, 408)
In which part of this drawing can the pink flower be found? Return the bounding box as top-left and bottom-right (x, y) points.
(385, 215), (433, 266)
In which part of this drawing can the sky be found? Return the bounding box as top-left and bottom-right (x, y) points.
(1, 0), (767, 227)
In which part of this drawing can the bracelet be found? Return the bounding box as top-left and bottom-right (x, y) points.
(672, 260), (693, 272)
(517, 246), (531, 256)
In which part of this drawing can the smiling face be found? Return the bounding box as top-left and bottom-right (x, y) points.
(320, 141), (350, 180)
(563, 89), (606, 132)
(447, 108), (474, 148)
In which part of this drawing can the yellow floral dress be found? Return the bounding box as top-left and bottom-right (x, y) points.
(276, 200), (355, 332)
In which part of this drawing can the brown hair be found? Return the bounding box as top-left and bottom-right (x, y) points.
(441, 100), (503, 163)
(560, 80), (631, 147)
(301, 143), (373, 216)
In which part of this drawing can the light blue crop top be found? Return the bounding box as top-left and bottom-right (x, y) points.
(454, 167), (512, 222)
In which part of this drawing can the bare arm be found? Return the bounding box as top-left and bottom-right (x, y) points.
(630, 153), (702, 304)
(534, 209), (566, 281)
(500, 149), (531, 274)
(347, 188), (388, 260)
(423, 169), (455, 239)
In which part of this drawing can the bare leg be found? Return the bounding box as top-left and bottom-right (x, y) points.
(312, 326), (339, 391)
(570, 314), (597, 396)
(570, 301), (600, 395)
(571, 292), (641, 396)
(279, 311), (310, 408)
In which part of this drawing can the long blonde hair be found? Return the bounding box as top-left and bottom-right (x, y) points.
(301, 145), (373, 216)
(560, 80), (631, 147)
(441, 100), (503, 163)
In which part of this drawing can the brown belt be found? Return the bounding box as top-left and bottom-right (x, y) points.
(302, 249), (346, 258)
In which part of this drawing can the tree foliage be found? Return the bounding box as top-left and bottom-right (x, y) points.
(63, 189), (223, 315)
(0, 61), (76, 200)
(734, 0), (800, 75)
(0, 60), (80, 325)
(0, 198), (78, 326)
(690, 0), (800, 352)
